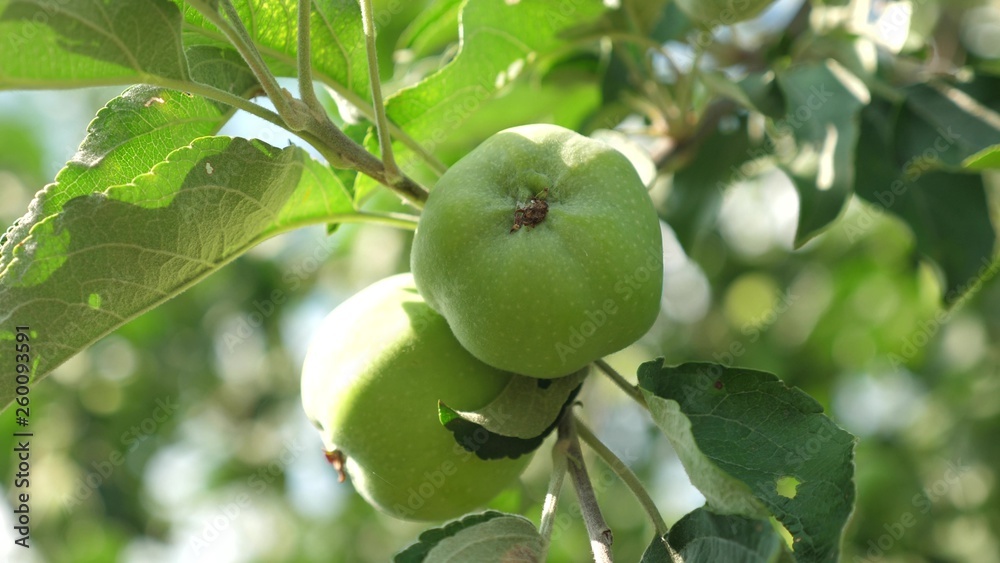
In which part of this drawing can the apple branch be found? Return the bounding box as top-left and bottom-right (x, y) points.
(189, 0), (310, 130)
(539, 435), (569, 559)
(560, 413), (614, 563)
(574, 417), (671, 541)
(594, 359), (647, 409)
(181, 0), (429, 207)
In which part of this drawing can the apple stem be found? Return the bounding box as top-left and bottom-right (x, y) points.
(574, 417), (671, 540)
(594, 359), (647, 409)
(538, 435), (568, 559)
(559, 412), (614, 563)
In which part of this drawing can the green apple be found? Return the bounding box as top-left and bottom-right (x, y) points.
(300, 274), (531, 521)
(676, 0), (776, 25)
(411, 124), (662, 378)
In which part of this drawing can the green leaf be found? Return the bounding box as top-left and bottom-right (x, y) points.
(640, 534), (674, 563)
(429, 63), (602, 165)
(666, 114), (767, 252)
(397, 0), (462, 57)
(395, 511), (542, 563)
(667, 508), (791, 563)
(701, 71), (785, 118)
(853, 102), (997, 304)
(774, 60), (870, 246)
(439, 378), (579, 461)
(0, 41), (260, 256)
(0, 120), (45, 185)
(439, 368), (587, 439)
(0, 0), (188, 87)
(354, 0), (607, 200)
(185, 44), (261, 104)
(638, 360), (856, 563)
(895, 81), (1000, 172)
(175, 0), (370, 101)
(963, 144), (1000, 170)
(396, 511), (508, 563)
(0, 136), (354, 410)
(567, 0), (670, 41)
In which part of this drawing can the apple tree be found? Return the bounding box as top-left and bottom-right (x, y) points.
(0, 0), (998, 562)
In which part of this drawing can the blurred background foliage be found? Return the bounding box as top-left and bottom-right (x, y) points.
(1, 0), (999, 561)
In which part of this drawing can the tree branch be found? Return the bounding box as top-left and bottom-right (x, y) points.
(539, 435), (569, 560)
(560, 413), (614, 563)
(574, 416), (669, 538)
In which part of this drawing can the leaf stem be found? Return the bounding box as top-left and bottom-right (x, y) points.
(324, 83), (448, 176)
(181, 0), (431, 205)
(594, 359), (647, 409)
(358, 0), (400, 183)
(181, 21), (447, 176)
(265, 210), (420, 236)
(305, 118), (428, 207)
(296, 0), (324, 114)
(539, 436), (569, 559)
(156, 82), (429, 207)
(560, 413), (614, 563)
(158, 79), (286, 129)
(189, 0), (310, 130)
(574, 416), (669, 538)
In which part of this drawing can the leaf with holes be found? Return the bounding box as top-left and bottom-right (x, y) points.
(638, 360), (856, 563)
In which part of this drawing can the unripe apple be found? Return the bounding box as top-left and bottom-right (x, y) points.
(411, 124), (662, 378)
(676, 0), (776, 25)
(301, 274), (531, 521)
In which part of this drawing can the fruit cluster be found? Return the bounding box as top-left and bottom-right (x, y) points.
(301, 125), (664, 520)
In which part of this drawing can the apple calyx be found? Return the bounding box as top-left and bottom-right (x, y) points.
(324, 449), (347, 483)
(510, 187), (549, 233)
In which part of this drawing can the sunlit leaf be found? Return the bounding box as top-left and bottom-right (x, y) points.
(963, 144), (1000, 170)
(0, 137), (354, 410)
(353, 0), (607, 200)
(0, 0), (188, 87)
(175, 0), (370, 101)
